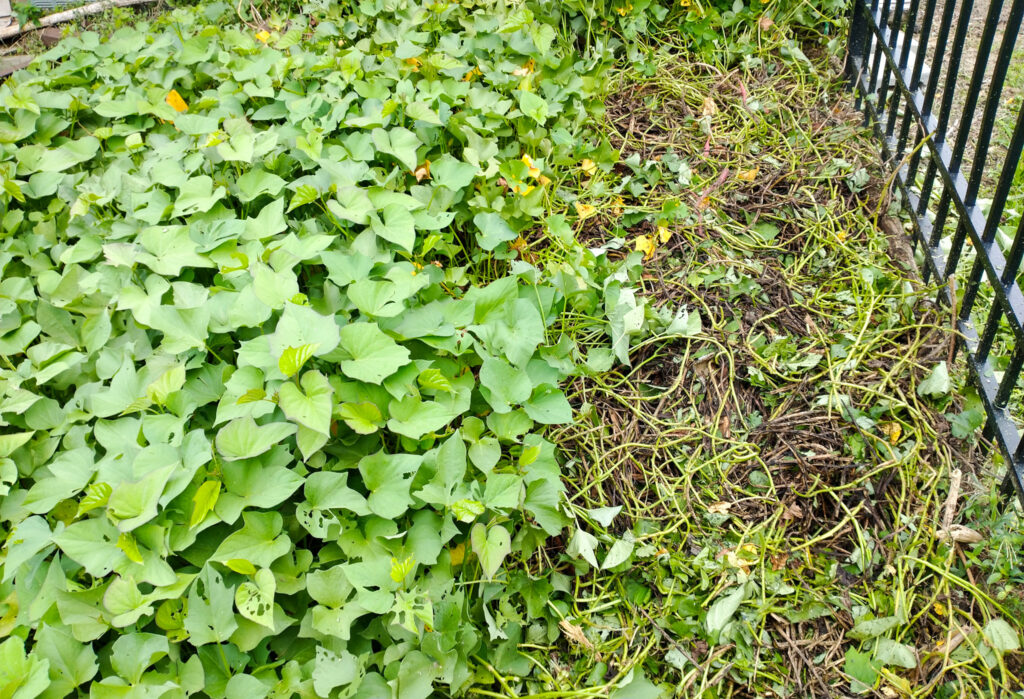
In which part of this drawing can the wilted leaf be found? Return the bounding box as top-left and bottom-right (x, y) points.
(936, 524), (984, 544)
(918, 362), (951, 397)
(983, 618), (1020, 652)
(558, 619), (594, 650)
(165, 89), (188, 112)
(574, 202), (596, 219)
(634, 234), (655, 259)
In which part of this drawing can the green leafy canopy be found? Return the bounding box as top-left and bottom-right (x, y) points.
(0, 1), (687, 696)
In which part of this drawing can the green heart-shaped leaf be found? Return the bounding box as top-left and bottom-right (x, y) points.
(337, 322), (411, 384)
(279, 370), (333, 435)
(470, 523), (511, 579)
(216, 417), (296, 461)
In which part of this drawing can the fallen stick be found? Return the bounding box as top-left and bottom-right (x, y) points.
(0, 0), (157, 42)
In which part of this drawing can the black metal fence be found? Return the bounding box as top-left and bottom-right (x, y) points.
(845, 0), (1024, 503)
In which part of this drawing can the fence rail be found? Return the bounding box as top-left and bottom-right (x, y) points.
(846, 0), (1024, 503)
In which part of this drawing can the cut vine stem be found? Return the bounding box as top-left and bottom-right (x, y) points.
(0, 0), (157, 41)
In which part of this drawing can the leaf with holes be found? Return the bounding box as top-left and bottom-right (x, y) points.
(235, 568), (276, 629)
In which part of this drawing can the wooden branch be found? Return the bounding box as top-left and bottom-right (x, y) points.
(0, 0), (157, 42)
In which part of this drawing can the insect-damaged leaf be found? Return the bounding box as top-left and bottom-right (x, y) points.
(184, 566), (238, 646)
(235, 568), (276, 629)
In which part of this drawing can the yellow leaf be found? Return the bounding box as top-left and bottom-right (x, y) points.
(278, 343), (319, 378)
(390, 555), (415, 583)
(537, 174), (552, 186)
(512, 59), (535, 77)
(0, 591), (18, 638)
(680, 0), (691, 7)
(255, 30), (270, 43)
(462, 67), (482, 82)
(226, 559), (257, 575)
(657, 225), (671, 243)
(736, 167), (758, 182)
(190, 480), (221, 529)
(720, 542), (759, 575)
(933, 602), (947, 617)
(521, 154), (541, 179)
(580, 158), (597, 176)
(574, 202), (596, 219)
(449, 543), (466, 566)
(165, 89), (188, 113)
(634, 234), (655, 259)
(610, 196), (624, 218)
(117, 532), (144, 564)
(701, 96), (716, 117)
(723, 549), (751, 574)
(404, 57), (422, 71)
(202, 131), (225, 148)
(836, 230), (848, 242)
(414, 159), (431, 182)
(514, 183), (536, 196)
(708, 501), (731, 515)
(882, 422), (901, 444)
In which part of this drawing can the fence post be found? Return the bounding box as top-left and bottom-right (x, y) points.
(845, 0), (868, 87)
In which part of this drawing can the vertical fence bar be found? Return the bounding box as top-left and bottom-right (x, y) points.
(949, 0), (1006, 177)
(902, 0), (937, 183)
(927, 0), (976, 257)
(846, 0), (870, 87)
(912, 0), (959, 217)
(877, 0), (903, 135)
(892, 0), (923, 154)
(941, 0), (1009, 306)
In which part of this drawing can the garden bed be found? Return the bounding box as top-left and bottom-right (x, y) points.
(0, 1), (1020, 698)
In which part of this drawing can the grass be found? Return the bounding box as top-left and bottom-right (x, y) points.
(513, 37), (1024, 697)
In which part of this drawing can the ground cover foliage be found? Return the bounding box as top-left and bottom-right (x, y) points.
(0, 0), (1022, 698)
